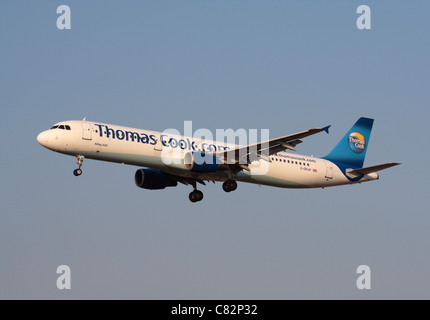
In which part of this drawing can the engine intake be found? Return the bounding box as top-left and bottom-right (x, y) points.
(135, 169), (178, 190)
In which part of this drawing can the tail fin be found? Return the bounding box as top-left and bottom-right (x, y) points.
(323, 117), (374, 168)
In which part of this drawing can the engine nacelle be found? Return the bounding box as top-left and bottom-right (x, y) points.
(135, 169), (178, 190)
(184, 152), (220, 172)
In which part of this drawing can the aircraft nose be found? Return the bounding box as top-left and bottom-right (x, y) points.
(37, 131), (49, 147)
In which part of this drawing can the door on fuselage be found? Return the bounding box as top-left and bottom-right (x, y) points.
(325, 161), (333, 179)
(82, 122), (92, 140)
(153, 135), (163, 151)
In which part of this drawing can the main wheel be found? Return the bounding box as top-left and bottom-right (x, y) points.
(222, 180), (237, 192)
(227, 180), (237, 191)
(189, 192), (198, 203)
(222, 181), (231, 192)
(195, 190), (204, 201)
(189, 191), (204, 202)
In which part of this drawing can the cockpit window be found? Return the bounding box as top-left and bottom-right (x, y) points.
(50, 124), (71, 130)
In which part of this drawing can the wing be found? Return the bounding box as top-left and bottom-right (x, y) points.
(165, 172), (216, 187)
(219, 125), (331, 168)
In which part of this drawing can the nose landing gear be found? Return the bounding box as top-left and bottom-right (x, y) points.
(73, 155), (84, 176)
(188, 179), (238, 202)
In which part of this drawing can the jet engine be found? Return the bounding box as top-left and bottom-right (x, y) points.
(135, 169), (178, 190)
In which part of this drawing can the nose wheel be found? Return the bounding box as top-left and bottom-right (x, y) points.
(222, 179), (237, 192)
(73, 155), (84, 176)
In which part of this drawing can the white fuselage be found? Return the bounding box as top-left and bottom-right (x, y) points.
(37, 120), (379, 189)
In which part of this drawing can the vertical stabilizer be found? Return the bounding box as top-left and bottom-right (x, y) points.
(323, 117), (374, 168)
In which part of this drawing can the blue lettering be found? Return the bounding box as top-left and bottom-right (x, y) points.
(94, 127), (228, 153)
(149, 134), (157, 145)
(95, 124), (104, 137)
(116, 130), (125, 140)
(140, 133), (149, 144)
(208, 144), (216, 152)
(179, 139), (186, 150)
(105, 126), (115, 139)
(170, 138), (178, 148)
(125, 131), (141, 142)
(161, 135), (169, 147)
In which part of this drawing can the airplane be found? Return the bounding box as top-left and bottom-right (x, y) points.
(37, 117), (400, 202)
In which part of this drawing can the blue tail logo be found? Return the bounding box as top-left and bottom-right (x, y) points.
(324, 117), (374, 168)
(348, 132), (366, 154)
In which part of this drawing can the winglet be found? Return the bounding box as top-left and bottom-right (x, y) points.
(323, 125), (331, 134)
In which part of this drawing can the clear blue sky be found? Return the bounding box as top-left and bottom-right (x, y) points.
(1, 0), (429, 299)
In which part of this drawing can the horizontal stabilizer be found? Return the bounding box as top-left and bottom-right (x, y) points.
(347, 162), (401, 176)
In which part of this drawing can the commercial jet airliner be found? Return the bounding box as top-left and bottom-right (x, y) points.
(37, 117), (400, 202)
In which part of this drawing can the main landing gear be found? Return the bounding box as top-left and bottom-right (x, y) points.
(188, 179), (238, 203)
(189, 190), (204, 203)
(222, 179), (237, 193)
(189, 181), (204, 203)
(73, 155), (84, 176)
